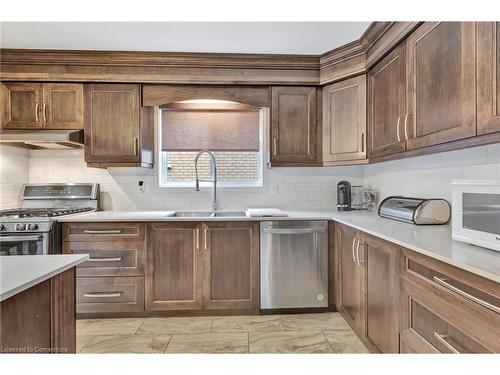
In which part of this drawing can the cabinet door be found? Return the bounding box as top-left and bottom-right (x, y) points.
(368, 44), (407, 158)
(43, 83), (83, 129)
(145, 222), (203, 311)
(323, 75), (366, 163)
(1, 82), (43, 129)
(406, 22), (476, 149)
(85, 84), (141, 163)
(202, 222), (259, 310)
(271, 86), (317, 164)
(335, 223), (365, 335)
(364, 234), (401, 353)
(477, 22), (500, 135)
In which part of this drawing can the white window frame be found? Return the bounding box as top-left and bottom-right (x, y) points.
(155, 107), (270, 192)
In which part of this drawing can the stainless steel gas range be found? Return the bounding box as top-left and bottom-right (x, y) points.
(0, 183), (99, 255)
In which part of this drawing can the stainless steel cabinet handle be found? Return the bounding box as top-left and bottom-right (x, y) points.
(133, 137), (139, 155)
(273, 138), (277, 156)
(43, 103), (48, 122)
(35, 103), (39, 122)
(433, 332), (460, 354)
(352, 238), (357, 264)
(263, 228), (327, 235)
(396, 116), (401, 142)
(195, 228), (200, 250)
(0, 235), (43, 242)
(83, 229), (122, 234)
(204, 228), (208, 250)
(361, 133), (365, 153)
(403, 114), (409, 141)
(356, 240), (363, 265)
(83, 292), (122, 298)
(433, 276), (500, 315)
(87, 257), (122, 262)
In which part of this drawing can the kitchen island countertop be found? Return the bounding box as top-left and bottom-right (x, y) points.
(0, 254), (89, 301)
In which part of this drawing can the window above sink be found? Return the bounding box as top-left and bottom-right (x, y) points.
(157, 101), (268, 190)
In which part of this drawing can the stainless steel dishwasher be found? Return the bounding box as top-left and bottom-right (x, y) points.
(260, 220), (328, 310)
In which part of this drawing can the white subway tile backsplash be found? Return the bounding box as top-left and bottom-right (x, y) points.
(1, 142), (499, 212)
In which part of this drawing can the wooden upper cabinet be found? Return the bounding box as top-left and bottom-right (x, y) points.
(364, 234), (401, 353)
(1, 82), (83, 129)
(335, 223), (366, 336)
(477, 22), (500, 135)
(43, 83), (83, 129)
(84, 84), (154, 167)
(202, 222), (259, 310)
(271, 86), (317, 165)
(323, 75), (367, 164)
(368, 44), (407, 158)
(406, 22), (476, 150)
(1, 83), (44, 129)
(145, 222), (203, 311)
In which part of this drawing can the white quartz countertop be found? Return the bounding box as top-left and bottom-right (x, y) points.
(0, 254), (88, 301)
(57, 209), (500, 283)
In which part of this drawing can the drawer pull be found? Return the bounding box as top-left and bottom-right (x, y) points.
(83, 292), (123, 298)
(82, 229), (122, 234)
(87, 257), (123, 262)
(433, 276), (500, 315)
(433, 332), (460, 354)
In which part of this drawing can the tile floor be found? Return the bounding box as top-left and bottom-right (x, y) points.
(76, 312), (369, 354)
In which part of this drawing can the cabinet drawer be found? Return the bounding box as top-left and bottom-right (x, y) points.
(76, 276), (144, 313)
(64, 241), (145, 276)
(408, 297), (490, 353)
(63, 223), (144, 241)
(400, 274), (500, 352)
(407, 258), (500, 315)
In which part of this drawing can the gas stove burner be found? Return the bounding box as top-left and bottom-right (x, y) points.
(0, 207), (94, 219)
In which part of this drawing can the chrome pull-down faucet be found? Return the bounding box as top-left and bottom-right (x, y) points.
(194, 150), (218, 212)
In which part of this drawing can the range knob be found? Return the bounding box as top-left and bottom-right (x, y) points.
(0, 224), (4, 231)
(28, 223), (39, 231)
(16, 224), (27, 231)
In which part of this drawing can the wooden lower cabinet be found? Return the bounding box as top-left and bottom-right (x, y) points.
(400, 250), (500, 353)
(202, 222), (259, 310)
(145, 222), (203, 311)
(335, 222), (402, 353)
(334, 223), (366, 336)
(364, 235), (402, 353)
(0, 268), (76, 353)
(145, 221), (259, 312)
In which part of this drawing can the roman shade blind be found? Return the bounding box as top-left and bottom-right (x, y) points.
(161, 110), (260, 151)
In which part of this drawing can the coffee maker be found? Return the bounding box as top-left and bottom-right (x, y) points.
(337, 181), (352, 211)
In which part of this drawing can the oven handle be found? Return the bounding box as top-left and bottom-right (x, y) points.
(0, 235), (44, 242)
(263, 227), (326, 235)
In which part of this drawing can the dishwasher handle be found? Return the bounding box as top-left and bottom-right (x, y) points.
(263, 227), (326, 235)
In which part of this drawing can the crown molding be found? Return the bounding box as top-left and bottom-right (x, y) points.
(0, 22), (421, 85)
(319, 22), (421, 85)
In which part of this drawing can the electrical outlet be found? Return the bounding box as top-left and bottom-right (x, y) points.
(138, 180), (145, 193)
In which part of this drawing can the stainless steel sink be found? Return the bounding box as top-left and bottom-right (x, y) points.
(168, 211), (246, 218)
(213, 211), (246, 217)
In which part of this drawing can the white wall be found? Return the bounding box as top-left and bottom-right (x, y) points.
(1, 143), (498, 211)
(363, 143), (500, 202)
(0, 145), (29, 209)
(27, 149), (363, 211)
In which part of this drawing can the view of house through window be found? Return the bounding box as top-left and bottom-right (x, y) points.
(159, 104), (264, 187)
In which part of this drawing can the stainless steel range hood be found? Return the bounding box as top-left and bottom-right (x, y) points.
(0, 130), (84, 150)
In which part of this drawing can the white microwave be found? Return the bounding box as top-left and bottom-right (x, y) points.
(452, 180), (500, 252)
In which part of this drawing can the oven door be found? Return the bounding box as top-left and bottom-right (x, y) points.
(0, 233), (49, 255)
